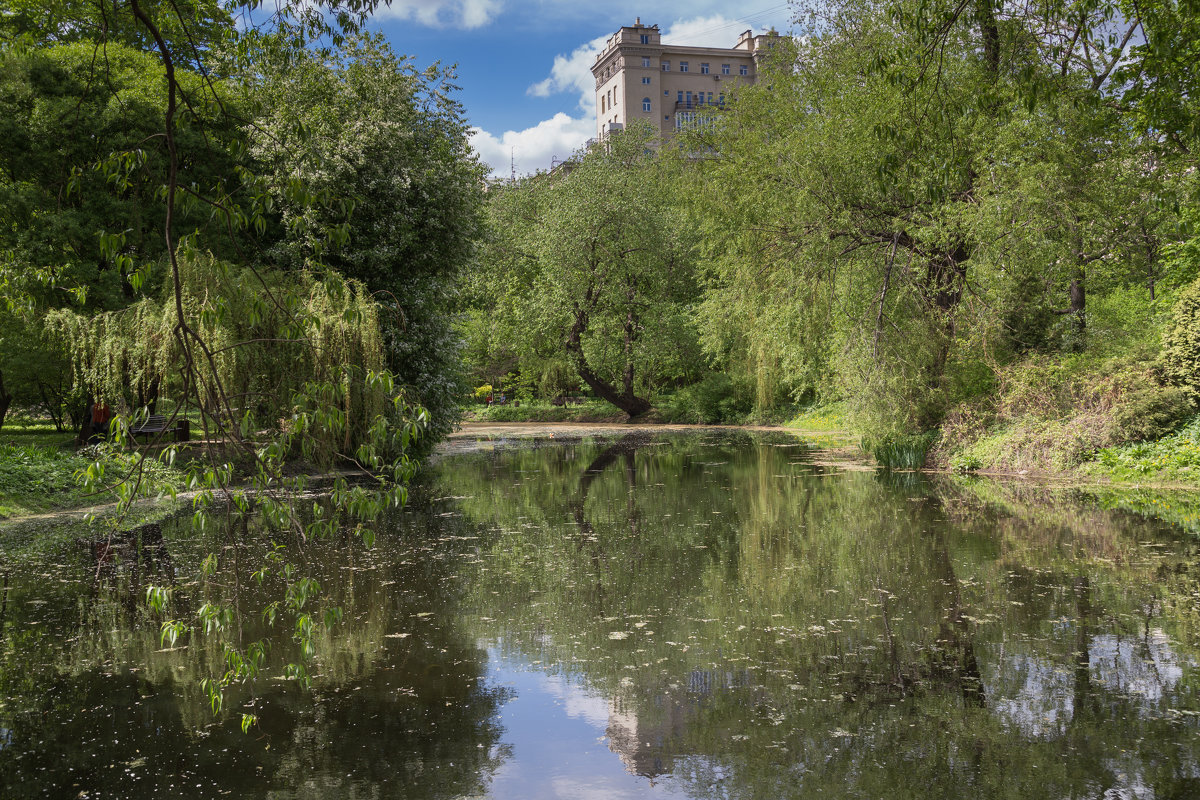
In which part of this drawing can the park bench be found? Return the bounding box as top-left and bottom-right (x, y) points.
(129, 414), (190, 442)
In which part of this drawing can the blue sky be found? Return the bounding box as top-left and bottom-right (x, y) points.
(364, 1), (796, 177)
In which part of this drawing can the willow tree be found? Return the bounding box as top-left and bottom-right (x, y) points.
(689, 0), (1178, 437)
(481, 125), (701, 417)
(0, 0), (463, 725)
(248, 35), (487, 445)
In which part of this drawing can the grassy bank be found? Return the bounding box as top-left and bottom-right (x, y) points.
(0, 443), (98, 517)
(926, 349), (1200, 484)
(0, 419), (187, 520)
(462, 399), (627, 423)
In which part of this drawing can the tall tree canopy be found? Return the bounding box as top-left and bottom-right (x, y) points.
(480, 126), (700, 418)
(682, 0), (1195, 435)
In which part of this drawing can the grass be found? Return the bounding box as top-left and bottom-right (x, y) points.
(1086, 415), (1200, 482)
(864, 431), (939, 469)
(0, 424), (188, 520)
(0, 443), (98, 518)
(783, 402), (849, 432)
(462, 399), (627, 423)
(1, 418), (77, 448)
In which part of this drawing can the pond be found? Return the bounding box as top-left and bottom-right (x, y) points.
(2, 429), (1200, 798)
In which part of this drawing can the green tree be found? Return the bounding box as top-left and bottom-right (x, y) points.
(688, 0), (1188, 436)
(0, 41), (245, 312)
(248, 35), (487, 442)
(0, 0), (471, 724)
(481, 126), (700, 418)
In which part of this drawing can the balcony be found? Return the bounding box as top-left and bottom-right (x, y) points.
(674, 100), (725, 111)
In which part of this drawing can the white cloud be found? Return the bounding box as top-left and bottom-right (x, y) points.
(374, 0), (501, 29)
(474, 10), (795, 177)
(470, 113), (595, 177)
(661, 14), (770, 47)
(526, 32), (607, 114)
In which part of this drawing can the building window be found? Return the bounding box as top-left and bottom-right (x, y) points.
(677, 90), (683, 102)
(719, 93), (725, 105)
(600, 95), (605, 113)
(679, 61), (688, 72)
(642, 76), (651, 84)
(722, 64), (730, 75)
(700, 63), (709, 74)
(640, 34), (649, 43)
(707, 92), (714, 104)
(642, 57), (651, 67)
(664, 90), (669, 95)
(675, 111), (716, 131)
(740, 64), (748, 75)
(642, 97), (651, 112)
(661, 61), (670, 71)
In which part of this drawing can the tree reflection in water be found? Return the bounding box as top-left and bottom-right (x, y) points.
(1, 430), (1199, 798)
(445, 431), (1200, 799)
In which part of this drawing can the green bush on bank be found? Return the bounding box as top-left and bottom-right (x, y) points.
(1163, 277), (1200, 393)
(932, 346), (1194, 473)
(464, 399), (625, 423)
(655, 374), (754, 424)
(864, 431), (939, 469)
(1088, 415), (1200, 481)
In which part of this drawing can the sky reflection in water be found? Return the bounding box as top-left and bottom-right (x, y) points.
(2, 430), (1200, 798)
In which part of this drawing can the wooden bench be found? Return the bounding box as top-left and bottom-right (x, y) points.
(130, 414), (190, 442)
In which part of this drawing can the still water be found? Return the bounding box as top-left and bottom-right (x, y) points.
(3, 429), (1200, 798)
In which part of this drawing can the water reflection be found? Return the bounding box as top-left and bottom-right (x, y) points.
(1, 430), (1200, 798)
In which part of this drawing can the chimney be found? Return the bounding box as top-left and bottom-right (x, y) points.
(635, 16), (641, 25)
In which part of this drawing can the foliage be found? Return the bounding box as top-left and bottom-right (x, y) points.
(0, 443), (92, 516)
(933, 351), (1184, 472)
(0, 0), (476, 729)
(664, 0), (1195, 448)
(1112, 386), (1196, 442)
(43, 253), (388, 443)
(1090, 415), (1200, 481)
(0, 41), (245, 312)
(478, 124), (700, 418)
(655, 373), (754, 424)
(865, 431), (939, 469)
(1163, 276), (1200, 394)
(0, 441), (183, 518)
(784, 402), (850, 432)
(465, 399), (624, 423)
(249, 34), (486, 444)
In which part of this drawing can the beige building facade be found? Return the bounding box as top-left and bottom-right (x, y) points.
(591, 18), (776, 141)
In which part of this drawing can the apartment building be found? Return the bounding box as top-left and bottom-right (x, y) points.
(591, 18), (777, 141)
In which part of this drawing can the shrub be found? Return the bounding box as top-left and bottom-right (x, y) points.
(1163, 277), (1200, 394)
(657, 374), (753, 424)
(1113, 385), (1196, 443)
(1090, 415), (1200, 480)
(865, 431), (939, 469)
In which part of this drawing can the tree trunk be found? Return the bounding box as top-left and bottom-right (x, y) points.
(0, 370), (11, 431)
(1069, 275), (1086, 329)
(565, 309), (652, 418)
(924, 242), (970, 392)
(975, 0), (1001, 76)
(38, 382), (65, 432)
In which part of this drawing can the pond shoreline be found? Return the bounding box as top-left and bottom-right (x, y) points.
(4, 422), (1199, 531)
